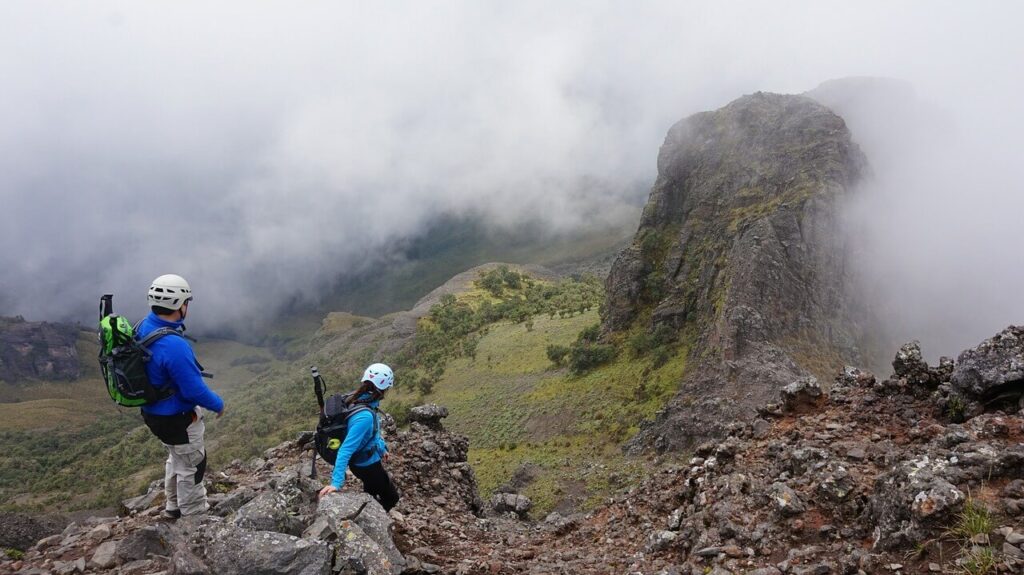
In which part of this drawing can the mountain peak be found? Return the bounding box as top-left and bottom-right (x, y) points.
(604, 92), (872, 452)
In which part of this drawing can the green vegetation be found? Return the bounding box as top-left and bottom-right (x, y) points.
(944, 497), (998, 575)
(392, 295), (688, 515)
(1, 262), (684, 518)
(396, 266), (603, 392)
(637, 227), (676, 306)
(950, 498), (995, 541)
(0, 336), (289, 512)
(947, 394), (968, 423)
(5, 548), (24, 560)
(958, 546), (997, 575)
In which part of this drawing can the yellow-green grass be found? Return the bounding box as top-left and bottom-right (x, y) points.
(317, 312), (375, 337)
(396, 309), (687, 515)
(471, 437), (645, 514)
(0, 396), (110, 432)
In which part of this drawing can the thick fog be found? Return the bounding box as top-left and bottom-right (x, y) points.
(1, 2), (1021, 353)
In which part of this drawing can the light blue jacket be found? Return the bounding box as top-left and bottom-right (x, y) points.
(137, 313), (224, 416)
(330, 395), (388, 489)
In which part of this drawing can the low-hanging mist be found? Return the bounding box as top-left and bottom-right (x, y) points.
(0, 1), (1021, 351)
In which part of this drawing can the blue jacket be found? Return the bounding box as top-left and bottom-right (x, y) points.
(330, 395), (389, 489)
(137, 313), (224, 416)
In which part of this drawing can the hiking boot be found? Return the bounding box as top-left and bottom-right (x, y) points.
(160, 508), (182, 520)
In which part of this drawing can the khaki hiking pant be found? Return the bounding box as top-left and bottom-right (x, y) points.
(160, 408), (209, 516)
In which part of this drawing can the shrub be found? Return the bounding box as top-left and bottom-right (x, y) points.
(577, 324), (601, 344)
(546, 344), (570, 366)
(569, 343), (616, 375)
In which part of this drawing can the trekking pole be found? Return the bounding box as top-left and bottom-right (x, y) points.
(310, 366), (326, 479)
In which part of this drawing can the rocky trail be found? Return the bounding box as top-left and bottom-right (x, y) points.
(4, 327), (1024, 574)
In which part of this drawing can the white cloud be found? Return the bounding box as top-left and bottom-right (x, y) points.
(0, 1), (1021, 352)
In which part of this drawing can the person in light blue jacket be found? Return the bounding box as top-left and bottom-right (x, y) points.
(138, 274), (224, 518)
(318, 364), (400, 511)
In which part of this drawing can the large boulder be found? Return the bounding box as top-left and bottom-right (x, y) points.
(951, 326), (1024, 400)
(868, 455), (965, 550)
(490, 493), (532, 518)
(892, 340), (932, 385)
(308, 493), (404, 575)
(189, 519), (332, 575)
(233, 491), (306, 536)
(408, 404), (449, 430)
(232, 474), (315, 536)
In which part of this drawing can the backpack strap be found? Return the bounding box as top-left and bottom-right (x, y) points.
(135, 326), (213, 378)
(346, 404), (380, 456)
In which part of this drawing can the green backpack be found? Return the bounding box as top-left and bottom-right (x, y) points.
(97, 294), (180, 407)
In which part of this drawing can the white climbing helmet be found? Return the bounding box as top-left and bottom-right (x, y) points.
(148, 274), (193, 311)
(362, 363), (394, 391)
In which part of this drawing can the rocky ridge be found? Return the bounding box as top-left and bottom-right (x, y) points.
(3, 405), (483, 575)
(5, 327), (1024, 574)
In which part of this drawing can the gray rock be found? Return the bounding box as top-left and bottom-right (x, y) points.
(116, 524), (177, 562)
(646, 530), (678, 552)
(90, 540), (119, 569)
(893, 341), (931, 384)
(951, 326), (1024, 400)
(752, 418), (772, 439)
(869, 456), (966, 550)
(816, 467), (856, 502)
(1007, 532), (1024, 545)
(490, 492), (532, 518)
(86, 523), (111, 541)
(294, 430), (315, 447)
(780, 377), (826, 413)
(1003, 542), (1024, 559)
(770, 483), (805, 516)
(52, 558), (86, 575)
(121, 490), (164, 516)
(34, 534), (63, 550)
(232, 491), (306, 536)
(314, 493), (405, 575)
(170, 545), (208, 575)
(408, 404), (449, 430)
(191, 520), (331, 575)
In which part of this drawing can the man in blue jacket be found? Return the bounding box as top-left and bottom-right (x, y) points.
(318, 363), (400, 511)
(138, 274), (224, 518)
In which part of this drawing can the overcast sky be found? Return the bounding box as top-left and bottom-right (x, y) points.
(0, 1), (1021, 355)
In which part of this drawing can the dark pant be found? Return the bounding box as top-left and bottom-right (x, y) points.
(350, 461), (400, 511)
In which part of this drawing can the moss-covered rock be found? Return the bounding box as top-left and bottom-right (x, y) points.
(604, 92), (874, 452)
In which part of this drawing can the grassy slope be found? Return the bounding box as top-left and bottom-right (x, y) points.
(0, 334), (288, 511)
(384, 309), (687, 515)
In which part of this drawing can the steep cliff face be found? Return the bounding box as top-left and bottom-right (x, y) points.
(0, 316), (82, 383)
(605, 92), (871, 452)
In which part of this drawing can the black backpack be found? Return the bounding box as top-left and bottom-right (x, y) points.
(310, 366), (379, 467)
(98, 294), (180, 407)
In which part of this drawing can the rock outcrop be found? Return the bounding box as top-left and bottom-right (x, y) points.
(951, 325), (1024, 401)
(604, 92), (872, 451)
(6, 330), (1024, 574)
(0, 316), (83, 382)
(5, 404), (480, 575)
